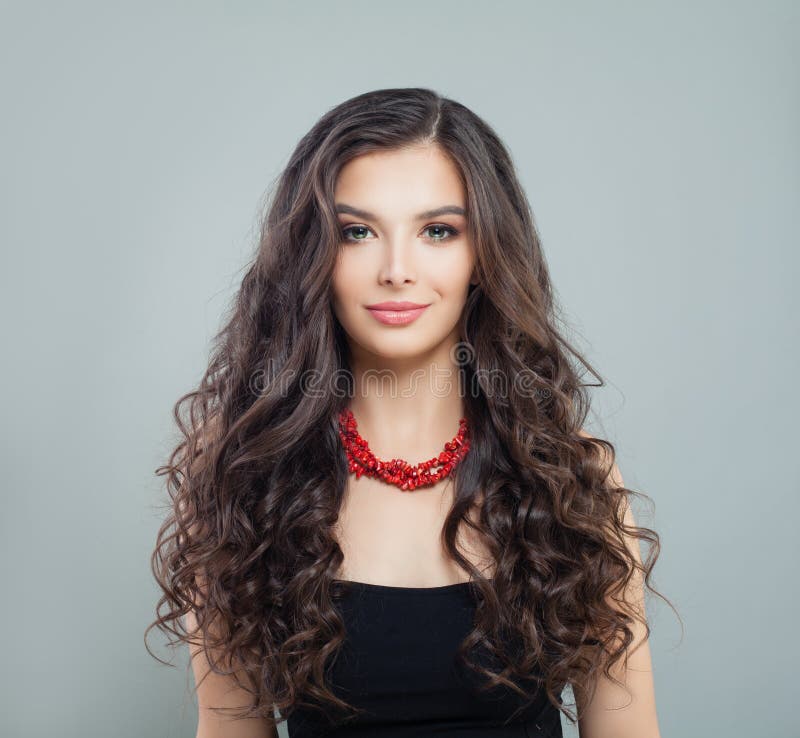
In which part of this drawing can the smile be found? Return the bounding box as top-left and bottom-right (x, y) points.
(365, 305), (430, 325)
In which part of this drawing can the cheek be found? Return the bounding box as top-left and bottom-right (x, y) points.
(331, 251), (351, 295)
(330, 277), (348, 321)
(430, 249), (474, 293)
(331, 253), (364, 310)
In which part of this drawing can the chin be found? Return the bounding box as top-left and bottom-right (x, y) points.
(354, 331), (437, 358)
(366, 339), (429, 360)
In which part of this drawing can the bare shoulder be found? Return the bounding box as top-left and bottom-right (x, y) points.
(573, 428), (661, 738)
(185, 607), (278, 738)
(182, 413), (278, 738)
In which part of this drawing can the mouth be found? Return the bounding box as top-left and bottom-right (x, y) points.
(365, 301), (431, 326)
(366, 301), (430, 310)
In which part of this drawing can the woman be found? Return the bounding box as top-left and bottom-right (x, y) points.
(146, 87), (672, 737)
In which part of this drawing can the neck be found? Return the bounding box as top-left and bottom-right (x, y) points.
(345, 333), (468, 463)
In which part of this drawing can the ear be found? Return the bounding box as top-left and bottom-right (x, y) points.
(469, 268), (480, 287)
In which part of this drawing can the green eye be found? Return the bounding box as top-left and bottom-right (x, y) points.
(424, 224), (459, 242)
(339, 223), (460, 244)
(341, 225), (373, 241)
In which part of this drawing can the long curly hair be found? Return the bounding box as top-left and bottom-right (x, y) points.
(145, 87), (678, 730)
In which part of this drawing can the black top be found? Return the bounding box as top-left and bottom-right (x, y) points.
(286, 579), (564, 737)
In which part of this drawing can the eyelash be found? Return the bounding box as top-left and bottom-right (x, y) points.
(339, 223), (460, 245)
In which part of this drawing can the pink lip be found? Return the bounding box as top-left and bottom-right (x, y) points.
(365, 302), (430, 326)
(366, 301), (429, 310)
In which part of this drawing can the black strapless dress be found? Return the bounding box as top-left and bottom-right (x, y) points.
(286, 579), (564, 737)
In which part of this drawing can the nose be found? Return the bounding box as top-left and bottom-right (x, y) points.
(377, 238), (417, 286)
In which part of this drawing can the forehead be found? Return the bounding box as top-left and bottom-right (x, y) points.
(334, 144), (465, 210)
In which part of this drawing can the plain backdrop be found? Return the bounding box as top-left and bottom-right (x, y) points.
(1, 1), (797, 737)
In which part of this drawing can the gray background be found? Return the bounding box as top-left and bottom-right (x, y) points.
(1, 1), (797, 736)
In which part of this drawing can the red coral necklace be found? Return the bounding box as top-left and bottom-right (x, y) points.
(337, 407), (471, 491)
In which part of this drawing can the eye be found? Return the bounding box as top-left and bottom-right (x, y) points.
(340, 224), (375, 242)
(423, 224), (459, 243)
(339, 223), (460, 244)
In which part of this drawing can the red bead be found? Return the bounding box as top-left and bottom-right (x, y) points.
(337, 407), (470, 492)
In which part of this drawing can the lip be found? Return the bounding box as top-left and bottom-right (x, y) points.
(366, 301), (429, 310)
(365, 301), (431, 326)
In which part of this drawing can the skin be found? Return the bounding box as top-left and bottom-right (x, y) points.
(330, 143), (489, 588)
(189, 142), (661, 737)
(329, 144), (661, 736)
(573, 437), (663, 738)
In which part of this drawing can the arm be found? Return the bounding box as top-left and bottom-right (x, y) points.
(186, 606), (279, 738)
(574, 434), (662, 738)
(181, 416), (279, 738)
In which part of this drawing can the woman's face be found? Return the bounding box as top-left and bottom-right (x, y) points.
(331, 143), (477, 363)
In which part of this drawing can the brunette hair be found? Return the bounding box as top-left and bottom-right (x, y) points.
(145, 87), (679, 729)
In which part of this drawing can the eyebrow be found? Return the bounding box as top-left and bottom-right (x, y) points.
(335, 203), (466, 220)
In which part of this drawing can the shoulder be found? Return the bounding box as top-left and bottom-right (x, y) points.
(576, 427), (627, 495)
(185, 607), (278, 737)
(575, 426), (639, 573)
(573, 429), (661, 737)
